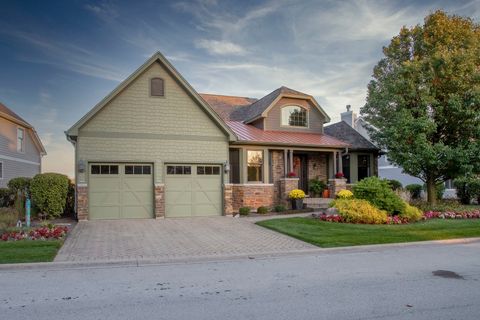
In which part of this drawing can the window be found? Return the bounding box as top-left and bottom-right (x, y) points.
(166, 166), (191, 175)
(247, 150), (263, 182)
(17, 128), (25, 152)
(444, 179), (454, 189)
(91, 165), (119, 175)
(0, 162), (3, 179)
(197, 166), (220, 175)
(151, 78), (164, 96)
(357, 155), (371, 181)
(281, 106), (307, 127)
(125, 165), (151, 175)
(229, 149), (240, 183)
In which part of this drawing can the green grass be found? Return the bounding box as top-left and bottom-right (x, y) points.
(0, 240), (63, 264)
(257, 218), (480, 248)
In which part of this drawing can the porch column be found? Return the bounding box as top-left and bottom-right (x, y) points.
(284, 149), (288, 176)
(333, 151), (337, 175)
(338, 151), (343, 173)
(289, 149), (293, 174)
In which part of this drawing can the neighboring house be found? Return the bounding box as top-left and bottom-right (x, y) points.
(66, 52), (378, 220)
(0, 102), (46, 188)
(339, 105), (456, 198)
(324, 121), (380, 184)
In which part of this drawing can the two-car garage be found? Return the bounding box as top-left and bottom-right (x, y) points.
(88, 163), (222, 219)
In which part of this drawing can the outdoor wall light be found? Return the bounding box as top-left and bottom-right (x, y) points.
(224, 161), (230, 173)
(78, 160), (85, 173)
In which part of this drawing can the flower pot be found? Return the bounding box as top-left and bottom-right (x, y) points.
(291, 199), (304, 210)
(322, 189), (330, 198)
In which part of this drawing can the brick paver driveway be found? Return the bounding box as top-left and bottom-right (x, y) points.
(55, 217), (316, 263)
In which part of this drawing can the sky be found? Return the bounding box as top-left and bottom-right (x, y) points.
(0, 0), (478, 178)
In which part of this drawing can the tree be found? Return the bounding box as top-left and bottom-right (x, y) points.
(361, 10), (480, 204)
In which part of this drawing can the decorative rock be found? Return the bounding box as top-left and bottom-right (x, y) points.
(325, 207), (338, 216)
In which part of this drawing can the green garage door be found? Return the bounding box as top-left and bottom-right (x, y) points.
(89, 163), (153, 219)
(165, 164), (222, 217)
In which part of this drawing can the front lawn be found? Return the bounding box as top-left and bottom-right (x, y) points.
(0, 240), (63, 264)
(256, 218), (480, 248)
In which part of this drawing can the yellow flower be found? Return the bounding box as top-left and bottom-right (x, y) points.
(289, 189), (305, 199)
(336, 189), (354, 199)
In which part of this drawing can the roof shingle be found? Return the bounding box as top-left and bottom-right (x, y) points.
(324, 121), (379, 151)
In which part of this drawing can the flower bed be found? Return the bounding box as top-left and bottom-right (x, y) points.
(1, 225), (68, 241)
(316, 213), (409, 224)
(423, 210), (480, 220)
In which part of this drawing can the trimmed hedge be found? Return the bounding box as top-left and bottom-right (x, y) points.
(30, 173), (69, 219)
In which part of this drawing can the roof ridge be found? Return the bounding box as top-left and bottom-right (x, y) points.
(199, 93), (257, 100)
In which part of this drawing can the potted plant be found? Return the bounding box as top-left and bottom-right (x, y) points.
(309, 179), (326, 197)
(322, 187), (330, 198)
(287, 171), (297, 178)
(335, 172), (344, 179)
(288, 189), (305, 210)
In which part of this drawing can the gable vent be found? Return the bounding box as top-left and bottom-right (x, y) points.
(151, 78), (164, 96)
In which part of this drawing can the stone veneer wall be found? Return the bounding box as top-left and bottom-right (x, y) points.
(308, 154), (328, 182)
(271, 150), (285, 203)
(76, 185), (88, 221)
(230, 184), (275, 212)
(224, 184), (234, 216)
(328, 178), (347, 197)
(279, 178), (299, 207)
(154, 184), (165, 218)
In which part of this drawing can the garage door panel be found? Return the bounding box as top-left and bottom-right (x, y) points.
(165, 164), (222, 217)
(89, 163), (153, 220)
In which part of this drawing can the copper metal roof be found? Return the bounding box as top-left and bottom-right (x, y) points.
(226, 121), (349, 148)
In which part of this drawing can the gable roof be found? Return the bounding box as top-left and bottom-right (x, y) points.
(324, 121), (379, 151)
(66, 52), (237, 141)
(0, 102), (46, 155)
(227, 121), (348, 148)
(242, 86), (331, 124)
(200, 94), (257, 121)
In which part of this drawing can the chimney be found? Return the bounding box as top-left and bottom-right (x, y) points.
(341, 104), (357, 127)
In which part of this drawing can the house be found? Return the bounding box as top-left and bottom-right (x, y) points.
(66, 52), (379, 220)
(339, 105), (457, 197)
(0, 103), (46, 188)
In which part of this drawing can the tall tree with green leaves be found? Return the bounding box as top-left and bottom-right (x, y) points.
(361, 10), (480, 204)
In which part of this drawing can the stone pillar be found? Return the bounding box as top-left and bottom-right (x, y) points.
(154, 184), (165, 218)
(76, 184), (88, 221)
(280, 178), (299, 206)
(224, 184), (233, 216)
(328, 178), (347, 198)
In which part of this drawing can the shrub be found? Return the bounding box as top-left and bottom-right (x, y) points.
(30, 173), (69, 219)
(454, 177), (480, 205)
(64, 179), (75, 216)
(399, 203), (423, 222)
(239, 207), (251, 216)
(0, 207), (19, 231)
(353, 177), (406, 215)
(336, 189), (353, 199)
(331, 199), (388, 224)
(309, 179), (326, 196)
(274, 205), (286, 212)
(257, 206), (269, 214)
(405, 184), (423, 200)
(0, 188), (14, 207)
(288, 189), (305, 199)
(387, 179), (402, 191)
(7, 177), (31, 195)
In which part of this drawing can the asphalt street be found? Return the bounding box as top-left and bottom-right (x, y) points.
(1, 240), (480, 320)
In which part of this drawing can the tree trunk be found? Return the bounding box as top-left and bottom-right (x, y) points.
(426, 177), (437, 205)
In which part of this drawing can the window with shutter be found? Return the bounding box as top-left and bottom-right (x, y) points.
(151, 78), (164, 96)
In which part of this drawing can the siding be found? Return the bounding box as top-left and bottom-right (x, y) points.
(77, 61), (229, 184)
(0, 158), (40, 188)
(263, 97), (325, 133)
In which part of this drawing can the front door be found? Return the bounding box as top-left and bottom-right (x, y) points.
(293, 155), (308, 193)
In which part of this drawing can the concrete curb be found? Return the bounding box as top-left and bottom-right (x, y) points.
(1, 237), (479, 272)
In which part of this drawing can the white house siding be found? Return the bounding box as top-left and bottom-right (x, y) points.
(0, 117), (42, 187)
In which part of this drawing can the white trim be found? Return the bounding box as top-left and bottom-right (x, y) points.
(77, 183), (88, 187)
(378, 165), (400, 169)
(0, 154), (41, 166)
(280, 105), (309, 129)
(16, 126), (25, 154)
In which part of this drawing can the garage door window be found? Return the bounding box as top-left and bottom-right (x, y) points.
(125, 165), (151, 175)
(91, 165), (119, 175)
(167, 165), (191, 175)
(197, 166), (220, 175)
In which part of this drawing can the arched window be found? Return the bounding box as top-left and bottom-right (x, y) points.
(281, 106), (307, 127)
(150, 78), (164, 96)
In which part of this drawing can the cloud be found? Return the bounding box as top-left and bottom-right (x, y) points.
(3, 30), (125, 81)
(195, 39), (247, 55)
